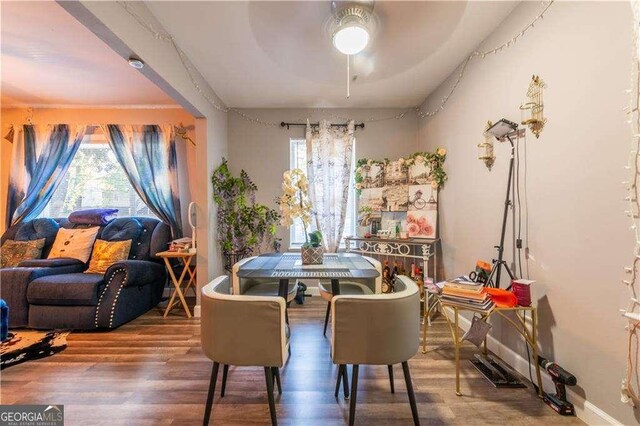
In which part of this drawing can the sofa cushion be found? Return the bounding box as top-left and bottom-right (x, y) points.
(48, 227), (100, 263)
(0, 238), (46, 268)
(27, 273), (105, 306)
(86, 239), (132, 274)
(101, 218), (143, 245)
(68, 208), (118, 226)
(15, 218), (60, 248)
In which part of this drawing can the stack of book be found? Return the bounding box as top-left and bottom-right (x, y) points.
(440, 276), (494, 312)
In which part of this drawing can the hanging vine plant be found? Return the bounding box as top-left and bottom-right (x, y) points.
(354, 148), (447, 195)
(211, 159), (280, 269)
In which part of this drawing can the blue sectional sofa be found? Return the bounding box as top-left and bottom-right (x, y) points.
(0, 217), (170, 330)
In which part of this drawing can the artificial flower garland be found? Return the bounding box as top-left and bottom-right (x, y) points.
(354, 148), (447, 195)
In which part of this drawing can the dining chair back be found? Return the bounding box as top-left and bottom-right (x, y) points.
(319, 255), (382, 336)
(201, 275), (289, 425)
(331, 275), (421, 425)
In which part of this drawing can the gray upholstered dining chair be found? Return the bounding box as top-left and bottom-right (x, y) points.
(201, 275), (290, 425)
(232, 256), (300, 302)
(331, 275), (421, 426)
(318, 255), (382, 336)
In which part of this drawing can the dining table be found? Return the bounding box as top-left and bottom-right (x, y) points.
(235, 252), (381, 300)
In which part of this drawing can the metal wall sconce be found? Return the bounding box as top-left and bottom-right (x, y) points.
(478, 121), (496, 170)
(519, 75), (546, 138)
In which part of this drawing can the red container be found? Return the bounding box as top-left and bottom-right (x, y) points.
(511, 279), (534, 307)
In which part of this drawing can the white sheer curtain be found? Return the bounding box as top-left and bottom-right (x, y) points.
(305, 119), (355, 252)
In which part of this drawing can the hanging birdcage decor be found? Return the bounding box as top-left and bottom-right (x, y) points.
(478, 121), (496, 170)
(520, 75), (547, 138)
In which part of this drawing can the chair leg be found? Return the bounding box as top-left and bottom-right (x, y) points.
(203, 362), (219, 426)
(402, 361), (420, 426)
(388, 365), (395, 394)
(221, 364), (229, 397)
(273, 367), (282, 395)
(349, 365), (359, 426)
(342, 364), (350, 399)
(334, 364), (343, 398)
(323, 302), (331, 337)
(264, 367), (278, 426)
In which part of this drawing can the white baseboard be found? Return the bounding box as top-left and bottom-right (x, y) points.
(452, 311), (622, 425)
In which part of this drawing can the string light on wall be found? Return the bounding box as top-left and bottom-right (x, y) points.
(117, 0), (554, 126)
(621, 0), (640, 408)
(415, 1), (555, 119)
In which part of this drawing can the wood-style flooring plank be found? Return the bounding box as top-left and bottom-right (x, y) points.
(1, 297), (583, 425)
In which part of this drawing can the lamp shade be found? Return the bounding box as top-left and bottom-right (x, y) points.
(333, 23), (369, 55)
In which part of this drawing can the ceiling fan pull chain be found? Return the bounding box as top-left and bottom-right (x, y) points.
(347, 54), (351, 99)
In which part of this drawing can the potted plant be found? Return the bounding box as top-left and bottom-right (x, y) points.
(278, 169), (324, 264)
(211, 159), (280, 271)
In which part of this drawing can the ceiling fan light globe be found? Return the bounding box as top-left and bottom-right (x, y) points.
(332, 24), (370, 55)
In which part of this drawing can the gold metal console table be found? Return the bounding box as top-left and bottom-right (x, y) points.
(422, 298), (543, 397)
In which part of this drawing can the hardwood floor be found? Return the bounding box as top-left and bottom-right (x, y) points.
(1, 297), (582, 425)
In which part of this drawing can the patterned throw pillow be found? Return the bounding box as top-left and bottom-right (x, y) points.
(48, 227), (100, 263)
(0, 238), (46, 268)
(86, 239), (132, 274)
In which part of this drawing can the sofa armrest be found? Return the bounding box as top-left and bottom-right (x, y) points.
(104, 260), (167, 288)
(18, 258), (86, 269)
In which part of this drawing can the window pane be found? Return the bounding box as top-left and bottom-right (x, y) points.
(39, 140), (156, 219)
(289, 138), (355, 247)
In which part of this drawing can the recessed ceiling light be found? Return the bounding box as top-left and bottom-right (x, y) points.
(128, 56), (145, 69)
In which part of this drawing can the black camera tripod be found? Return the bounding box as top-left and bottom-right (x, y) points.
(486, 135), (517, 289)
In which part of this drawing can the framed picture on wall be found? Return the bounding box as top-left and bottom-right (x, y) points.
(359, 187), (384, 211)
(361, 163), (384, 189)
(408, 184), (437, 211)
(384, 160), (408, 186)
(408, 161), (431, 185)
(382, 185), (409, 212)
(407, 210), (437, 239)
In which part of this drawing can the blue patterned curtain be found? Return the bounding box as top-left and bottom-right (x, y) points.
(6, 124), (86, 227)
(102, 124), (183, 238)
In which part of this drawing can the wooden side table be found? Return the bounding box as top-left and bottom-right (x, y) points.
(157, 250), (197, 318)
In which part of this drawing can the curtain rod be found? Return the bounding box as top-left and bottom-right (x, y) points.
(280, 121), (365, 130)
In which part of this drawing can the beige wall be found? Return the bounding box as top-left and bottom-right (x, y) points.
(228, 108), (418, 249)
(418, 1), (635, 423)
(0, 107), (196, 235)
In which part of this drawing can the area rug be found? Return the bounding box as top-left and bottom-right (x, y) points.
(1, 330), (69, 370)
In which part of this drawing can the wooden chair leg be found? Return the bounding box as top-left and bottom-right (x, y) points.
(402, 361), (420, 426)
(334, 364), (343, 398)
(323, 302), (331, 337)
(388, 365), (395, 394)
(264, 367), (278, 426)
(203, 362), (219, 426)
(221, 364), (229, 397)
(349, 365), (359, 426)
(273, 367), (282, 395)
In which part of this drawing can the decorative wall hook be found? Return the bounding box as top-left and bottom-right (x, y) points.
(520, 75), (547, 138)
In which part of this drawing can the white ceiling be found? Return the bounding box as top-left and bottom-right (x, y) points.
(1, 1), (176, 108)
(148, 1), (519, 109)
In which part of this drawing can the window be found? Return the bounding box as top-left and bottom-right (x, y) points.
(289, 139), (356, 248)
(39, 136), (155, 219)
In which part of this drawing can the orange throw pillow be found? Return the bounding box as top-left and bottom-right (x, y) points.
(86, 239), (132, 274)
